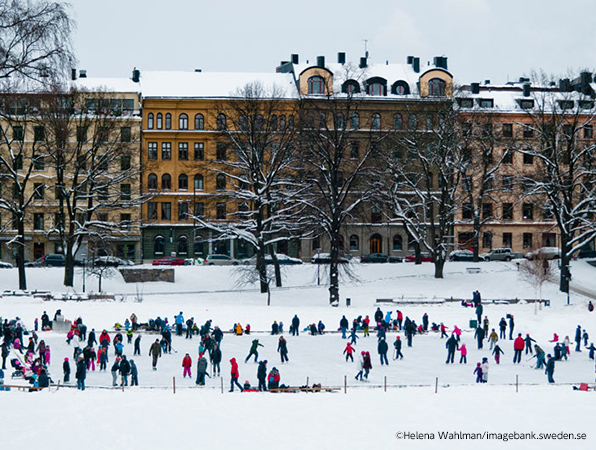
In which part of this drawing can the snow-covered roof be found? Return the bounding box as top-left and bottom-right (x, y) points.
(71, 77), (140, 93)
(139, 71), (298, 99)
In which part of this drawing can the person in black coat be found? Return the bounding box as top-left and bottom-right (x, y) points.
(36, 369), (50, 390)
(257, 360), (268, 391)
(75, 356), (86, 390)
(119, 355), (131, 386)
(393, 336), (403, 360)
(277, 336), (289, 363)
(1, 341), (9, 370)
(499, 317), (507, 340)
(374, 308), (383, 325)
(63, 357), (71, 383)
(445, 334), (458, 364)
(291, 315), (300, 336)
(508, 315), (515, 340)
(575, 325), (582, 352)
(378, 338), (389, 365)
(545, 354), (555, 383)
(87, 329), (97, 348)
(474, 326), (485, 349)
(211, 343), (222, 376)
(422, 313), (429, 332)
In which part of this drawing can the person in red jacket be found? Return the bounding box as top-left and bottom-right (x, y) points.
(344, 343), (355, 362)
(99, 330), (111, 348)
(229, 357), (243, 392)
(513, 333), (525, 364)
(182, 353), (192, 378)
(267, 367), (281, 390)
(363, 315), (370, 337)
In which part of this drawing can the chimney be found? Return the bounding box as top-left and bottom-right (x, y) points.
(580, 71), (592, 93)
(559, 78), (571, 92)
(471, 82), (480, 94)
(79, 69), (87, 78)
(291, 54), (299, 64)
(132, 68), (140, 83)
(484, 79), (490, 85)
(413, 57), (420, 73)
(337, 52), (346, 64)
(71, 69), (77, 81)
(359, 57), (367, 69)
(523, 83), (531, 97)
(433, 56), (448, 70)
(407, 56), (414, 64)
(317, 56), (325, 68)
(194, 68), (202, 73)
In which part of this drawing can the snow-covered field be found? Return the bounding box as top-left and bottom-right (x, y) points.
(1, 260), (596, 449)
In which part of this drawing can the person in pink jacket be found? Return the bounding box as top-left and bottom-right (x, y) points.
(44, 346), (51, 365)
(457, 343), (467, 364)
(182, 353), (192, 378)
(453, 325), (462, 341)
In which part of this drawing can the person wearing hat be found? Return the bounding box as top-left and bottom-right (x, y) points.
(149, 339), (162, 370)
(481, 357), (489, 383)
(111, 357), (121, 387)
(63, 357), (71, 383)
(267, 367), (280, 390)
(394, 336), (403, 360)
(545, 354), (555, 383)
(355, 351), (366, 381)
(229, 358), (243, 392)
(75, 355), (86, 391)
(130, 359), (138, 386)
(182, 353), (192, 378)
(257, 360), (268, 391)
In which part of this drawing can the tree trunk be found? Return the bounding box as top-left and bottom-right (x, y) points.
(16, 219), (27, 290)
(268, 247), (282, 287)
(559, 235), (570, 294)
(256, 247), (268, 294)
(99, 273), (103, 293)
(329, 240), (340, 306)
(64, 239), (75, 287)
(434, 258), (445, 279)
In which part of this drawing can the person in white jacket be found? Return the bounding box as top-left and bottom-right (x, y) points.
(481, 357), (489, 383)
(355, 351), (365, 381)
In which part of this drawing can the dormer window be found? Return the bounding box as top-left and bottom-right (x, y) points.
(558, 100), (574, 110)
(369, 83), (384, 96)
(428, 78), (446, 97)
(308, 76), (325, 95)
(391, 81), (410, 95)
(519, 99), (534, 109)
(579, 100), (594, 110)
(342, 80), (361, 94)
(366, 77), (387, 96)
(478, 99), (494, 108)
(457, 98), (473, 108)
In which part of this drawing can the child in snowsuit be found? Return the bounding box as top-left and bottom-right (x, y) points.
(344, 343), (355, 362)
(355, 352), (365, 381)
(586, 343), (596, 360)
(182, 353), (192, 378)
(492, 344), (504, 364)
(474, 363), (483, 383)
(63, 357), (70, 383)
(457, 343), (467, 364)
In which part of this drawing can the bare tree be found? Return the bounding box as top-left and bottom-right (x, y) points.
(519, 251), (554, 314)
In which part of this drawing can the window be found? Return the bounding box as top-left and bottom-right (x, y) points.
(13, 125), (24, 141)
(523, 125), (534, 138)
(482, 232), (493, 248)
(156, 113), (163, 129)
(154, 235), (165, 254)
(98, 186), (108, 202)
(255, 114), (264, 131)
(33, 213), (44, 230)
(177, 235), (188, 253)
(523, 153), (534, 165)
(580, 100), (594, 110)
(178, 174), (188, 190)
(178, 142), (188, 160)
(162, 142), (171, 160)
(165, 113), (171, 130)
(161, 202), (171, 220)
(458, 98), (473, 108)
(502, 175), (513, 191)
(216, 143), (227, 160)
(194, 142), (204, 160)
(479, 99), (494, 108)
(584, 125), (593, 139)
(178, 203), (189, 221)
(148, 142), (157, 160)
(462, 203), (473, 220)
(563, 124), (573, 138)
(543, 205), (554, 220)
(34, 126), (45, 141)
(342, 80), (360, 94)
(121, 155), (131, 170)
(194, 114), (204, 130)
(33, 183), (45, 200)
(427, 115), (433, 131)
(542, 233), (556, 247)
(335, 113), (345, 129)
(121, 127), (131, 143)
(520, 99), (534, 109)
(558, 100), (574, 110)
(147, 173), (157, 190)
(482, 203), (493, 220)
(216, 174), (226, 190)
(194, 202), (204, 218)
(120, 213), (131, 229)
(120, 184), (131, 201)
(148, 113), (154, 129)
(216, 114), (226, 131)
(393, 235), (403, 251)
(503, 149), (513, 164)
(393, 113), (403, 130)
(392, 81), (410, 95)
(349, 141), (359, 159)
(408, 114), (417, 130)
(349, 234), (359, 251)
(523, 203), (533, 220)
(371, 206), (382, 223)
(279, 115), (286, 131)
(371, 113), (381, 130)
(147, 202), (158, 220)
(502, 233), (512, 248)
(270, 114), (277, 131)
(216, 202), (226, 220)
(179, 113), (188, 130)
(194, 174), (204, 190)
(349, 113), (359, 129)
(318, 112), (326, 129)
(33, 156), (45, 171)
(161, 173), (171, 190)
(307, 76), (325, 95)
(523, 233), (533, 249)
(503, 203), (513, 220)
(369, 83), (385, 96)
(502, 123), (513, 137)
(428, 78), (446, 97)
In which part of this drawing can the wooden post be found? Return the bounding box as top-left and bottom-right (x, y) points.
(435, 377), (438, 394)
(344, 375), (347, 394)
(56, 380), (60, 391)
(122, 376), (124, 392)
(516, 374), (519, 393)
(384, 376), (387, 392)
(173, 376), (176, 394)
(306, 376), (309, 386)
(221, 377), (224, 394)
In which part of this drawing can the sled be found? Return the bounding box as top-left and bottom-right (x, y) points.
(573, 383), (596, 392)
(269, 386), (341, 393)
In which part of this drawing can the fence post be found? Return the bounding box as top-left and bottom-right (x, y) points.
(56, 380), (60, 391)
(173, 376), (176, 394)
(384, 376), (387, 392)
(221, 377), (224, 394)
(516, 374), (519, 393)
(435, 377), (438, 394)
(121, 376), (124, 392)
(344, 375), (347, 394)
(306, 376), (309, 386)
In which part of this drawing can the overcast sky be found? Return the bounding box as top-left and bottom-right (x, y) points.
(66, 0), (596, 85)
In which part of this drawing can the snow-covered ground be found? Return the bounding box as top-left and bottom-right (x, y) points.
(1, 260), (595, 449)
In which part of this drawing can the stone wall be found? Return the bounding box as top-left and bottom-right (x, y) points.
(119, 268), (175, 283)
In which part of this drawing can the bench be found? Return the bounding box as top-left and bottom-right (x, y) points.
(269, 386), (341, 393)
(466, 267), (482, 274)
(0, 384), (45, 392)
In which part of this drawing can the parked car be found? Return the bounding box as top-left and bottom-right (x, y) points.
(25, 254), (82, 267)
(242, 254), (303, 265)
(578, 249), (596, 259)
(0, 261), (13, 269)
(448, 250), (485, 262)
(91, 256), (134, 267)
(204, 254), (241, 266)
(525, 247), (561, 260)
(481, 248), (516, 261)
(311, 253), (351, 264)
(360, 253), (402, 263)
(404, 252), (434, 263)
(152, 256), (187, 266)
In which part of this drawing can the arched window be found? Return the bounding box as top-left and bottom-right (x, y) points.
(370, 234), (382, 253)
(194, 114), (204, 130)
(408, 114), (417, 130)
(391, 81), (410, 95)
(194, 174), (204, 190)
(349, 234), (359, 251)
(393, 113), (403, 130)
(177, 235), (188, 255)
(270, 114), (277, 131)
(179, 113), (188, 130)
(147, 173), (157, 190)
(335, 113), (345, 129)
(429, 78), (446, 97)
(216, 174), (226, 190)
(393, 235), (403, 251)
(178, 173), (188, 190)
(165, 113), (172, 129)
(147, 113), (154, 129)
(238, 114), (248, 131)
(342, 80), (361, 94)
(279, 115), (286, 131)
(349, 113), (359, 129)
(307, 76), (325, 95)
(161, 173), (171, 190)
(369, 83), (385, 96)
(156, 113), (163, 129)
(371, 113), (381, 130)
(154, 235), (165, 254)
(216, 113), (226, 130)
(255, 114), (264, 131)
